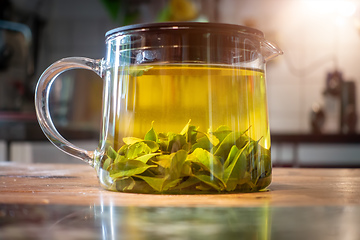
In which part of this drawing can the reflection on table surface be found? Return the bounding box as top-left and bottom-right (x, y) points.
(1, 203), (359, 240)
(2, 165), (360, 239)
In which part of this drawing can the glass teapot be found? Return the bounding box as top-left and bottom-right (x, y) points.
(35, 22), (282, 194)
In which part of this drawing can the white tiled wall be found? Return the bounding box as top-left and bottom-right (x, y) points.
(221, 0), (360, 133)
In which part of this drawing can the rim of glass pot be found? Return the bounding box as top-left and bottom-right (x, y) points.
(105, 22), (265, 40)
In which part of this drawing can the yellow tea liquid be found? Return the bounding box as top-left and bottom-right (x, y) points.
(113, 65), (269, 146)
(98, 64), (272, 193)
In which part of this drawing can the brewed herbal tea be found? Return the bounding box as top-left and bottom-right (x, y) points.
(96, 64), (271, 193)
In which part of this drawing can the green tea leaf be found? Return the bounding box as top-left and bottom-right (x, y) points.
(203, 132), (220, 146)
(190, 136), (212, 152)
(109, 160), (157, 179)
(144, 122), (158, 142)
(123, 141), (159, 159)
(211, 125), (232, 143)
(247, 137), (264, 157)
(143, 140), (160, 152)
(114, 154), (126, 164)
(214, 130), (248, 161)
(189, 148), (223, 181)
(163, 178), (182, 191)
(167, 133), (186, 153)
(123, 137), (143, 145)
(196, 183), (213, 191)
(135, 153), (161, 164)
(134, 175), (183, 192)
(107, 146), (118, 160)
(169, 150), (188, 180)
(115, 177), (136, 192)
(158, 132), (168, 139)
(116, 177), (155, 193)
(223, 145), (239, 169)
(134, 175), (166, 192)
(223, 144), (248, 191)
(180, 120), (198, 144)
(126, 142), (152, 159)
(238, 172), (252, 185)
(118, 144), (129, 155)
(236, 135), (250, 149)
(158, 141), (168, 152)
(189, 126), (198, 143)
(194, 175), (224, 191)
(256, 154), (271, 181)
(128, 66), (153, 77)
(262, 154), (272, 175)
(103, 157), (112, 171)
(173, 177), (200, 190)
(180, 119), (192, 135)
(215, 125), (231, 132)
(153, 155), (171, 168)
(181, 161), (192, 176)
(157, 133), (169, 151)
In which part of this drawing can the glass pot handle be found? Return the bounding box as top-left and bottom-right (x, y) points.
(35, 57), (103, 166)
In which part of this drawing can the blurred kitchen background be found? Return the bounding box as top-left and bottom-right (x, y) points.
(1, 0), (360, 167)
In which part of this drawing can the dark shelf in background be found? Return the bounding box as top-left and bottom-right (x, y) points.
(0, 112), (98, 141)
(271, 133), (360, 168)
(272, 133), (360, 144)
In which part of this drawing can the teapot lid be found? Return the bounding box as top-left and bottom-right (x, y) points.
(105, 22), (265, 39)
(105, 22), (282, 63)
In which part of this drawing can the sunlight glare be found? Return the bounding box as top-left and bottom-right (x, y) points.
(306, 0), (356, 17)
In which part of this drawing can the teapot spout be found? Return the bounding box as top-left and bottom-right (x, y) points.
(261, 40), (283, 62)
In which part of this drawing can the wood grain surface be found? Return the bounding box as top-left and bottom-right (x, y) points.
(1, 163), (359, 207)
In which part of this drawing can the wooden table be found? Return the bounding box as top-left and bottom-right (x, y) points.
(1, 163), (360, 239)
